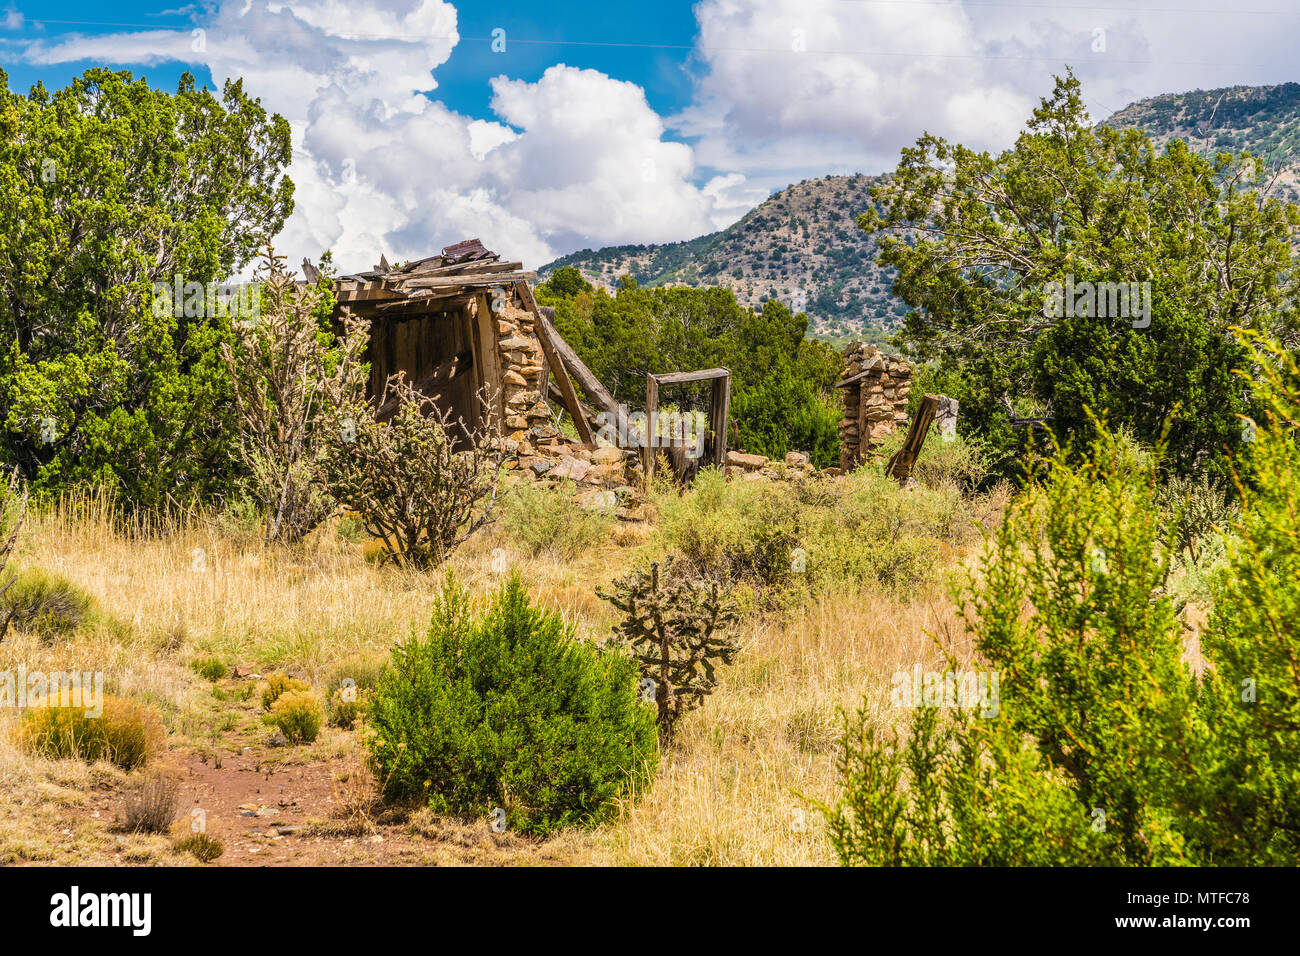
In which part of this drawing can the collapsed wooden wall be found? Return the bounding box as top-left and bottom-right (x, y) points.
(367, 303), (480, 430)
(359, 284), (558, 441)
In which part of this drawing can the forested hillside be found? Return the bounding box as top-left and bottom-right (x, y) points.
(545, 82), (1300, 344)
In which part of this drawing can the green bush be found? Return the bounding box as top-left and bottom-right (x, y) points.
(655, 466), (977, 597)
(327, 686), (365, 729)
(825, 426), (1191, 864)
(800, 469), (967, 594)
(824, 385), (1300, 865)
(1190, 334), (1300, 863)
(260, 673), (310, 711)
(1, 568), (92, 639)
(263, 690), (324, 744)
(18, 695), (165, 771)
(731, 365), (841, 469)
(501, 482), (611, 559)
(653, 469), (803, 589)
(190, 656), (227, 682)
(174, 832), (224, 863)
(320, 656), (382, 729)
(874, 429), (990, 490)
(366, 574), (658, 835)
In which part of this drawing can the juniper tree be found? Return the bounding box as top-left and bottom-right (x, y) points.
(863, 70), (1299, 479)
(0, 68), (294, 506)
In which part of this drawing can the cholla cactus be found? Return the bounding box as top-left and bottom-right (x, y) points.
(324, 374), (503, 568)
(600, 556), (739, 734)
(219, 242), (369, 544)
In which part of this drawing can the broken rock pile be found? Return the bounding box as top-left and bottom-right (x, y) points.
(724, 449), (835, 480)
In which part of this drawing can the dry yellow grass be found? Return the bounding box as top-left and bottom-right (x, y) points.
(578, 590), (970, 865)
(0, 485), (981, 866)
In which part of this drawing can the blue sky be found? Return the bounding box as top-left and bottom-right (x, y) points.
(4, 2), (704, 126)
(3, 1), (1298, 270)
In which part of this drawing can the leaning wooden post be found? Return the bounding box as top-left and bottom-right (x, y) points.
(710, 373), (730, 470)
(515, 281), (595, 447)
(644, 372), (660, 480)
(885, 394), (940, 483)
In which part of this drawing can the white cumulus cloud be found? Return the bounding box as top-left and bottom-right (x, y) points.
(9, 0), (1300, 267)
(15, 0), (728, 271)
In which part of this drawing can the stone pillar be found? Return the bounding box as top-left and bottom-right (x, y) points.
(837, 343), (912, 471)
(496, 295), (551, 443)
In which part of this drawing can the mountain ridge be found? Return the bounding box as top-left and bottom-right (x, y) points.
(541, 82), (1300, 343)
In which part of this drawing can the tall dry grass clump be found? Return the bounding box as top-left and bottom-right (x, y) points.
(121, 768), (181, 833)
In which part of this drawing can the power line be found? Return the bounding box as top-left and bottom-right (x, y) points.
(3, 20), (1273, 69)
(841, 0), (1298, 14)
(6, 11), (1287, 70)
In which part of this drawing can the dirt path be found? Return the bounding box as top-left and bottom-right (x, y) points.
(58, 745), (575, 867)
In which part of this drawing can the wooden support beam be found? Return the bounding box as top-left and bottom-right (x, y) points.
(404, 260), (524, 278)
(334, 285), (404, 304)
(371, 293), (474, 316)
(644, 373), (660, 479)
(651, 367), (730, 386)
(710, 372), (731, 470)
(403, 272), (536, 291)
(885, 394), (939, 482)
(515, 282), (596, 448)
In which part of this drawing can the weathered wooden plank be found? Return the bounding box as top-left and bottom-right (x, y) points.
(372, 292), (474, 316)
(885, 394), (939, 482)
(403, 260), (523, 279)
(651, 368), (730, 386)
(532, 309), (621, 420)
(334, 285), (404, 303)
(644, 373), (660, 479)
(471, 293), (506, 429)
(442, 238), (496, 263)
(516, 282), (595, 448)
(401, 271), (535, 291)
